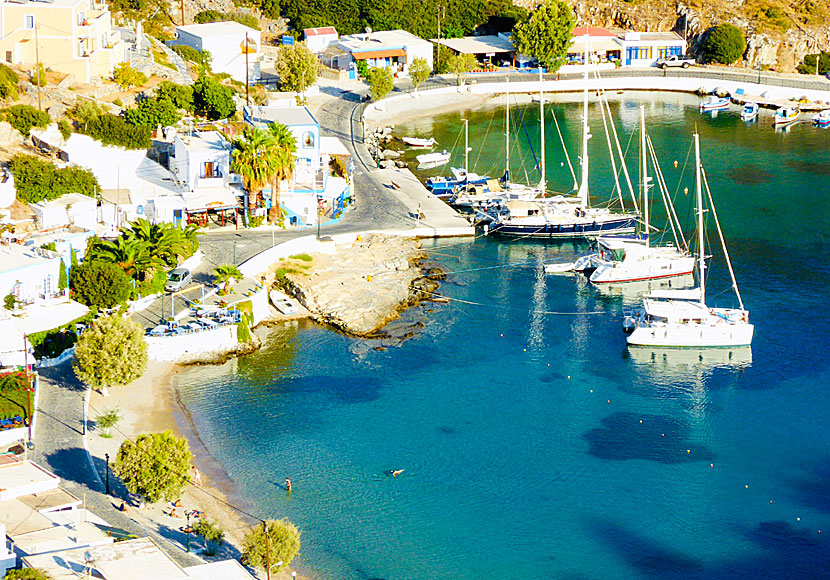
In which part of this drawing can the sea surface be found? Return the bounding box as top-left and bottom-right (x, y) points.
(176, 92), (830, 580)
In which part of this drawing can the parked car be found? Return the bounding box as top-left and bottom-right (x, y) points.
(656, 55), (696, 69)
(165, 268), (192, 293)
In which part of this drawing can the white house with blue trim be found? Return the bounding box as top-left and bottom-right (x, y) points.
(243, 105), (352, 227)
(0, 243), (63, 307)
(621, 32), (686, 67)
(334, 29), (433, 76)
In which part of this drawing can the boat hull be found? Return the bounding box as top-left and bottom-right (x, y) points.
(627, 322), (754, 347)
(488, 216), (637, 238)
(590, 257), (695, 284)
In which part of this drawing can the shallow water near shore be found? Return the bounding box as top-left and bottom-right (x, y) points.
(177, 94), (830, 580)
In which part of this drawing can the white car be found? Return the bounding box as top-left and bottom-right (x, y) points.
(269, 290), (298, 315)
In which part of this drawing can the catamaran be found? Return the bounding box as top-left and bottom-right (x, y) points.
(482, 37), (638, 238)
(624, 132), (754, 348)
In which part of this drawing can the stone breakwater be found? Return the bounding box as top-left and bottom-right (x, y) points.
(281, 234), (442, 336)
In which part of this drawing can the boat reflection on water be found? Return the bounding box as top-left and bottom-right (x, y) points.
(595, 273), (695, 305)
(627, 345), (753, 373)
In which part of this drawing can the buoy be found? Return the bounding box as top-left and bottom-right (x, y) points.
(684, 186), (689, 195)
(589, 389), (593, 393)
(661, 434), (665, 437)
(500, 333), (503, 337)
(673, 160), (678, 168)
(770, 500), (774, 504)
(687, 449), (691, 454)
(639, 420), (643, 423)
(745, 485), (749, 489)
(547, 363), (550, 367)
(607, 400), (611, 404)
(367, 275), (372, 282)
(797, 518), (801, 522)
(567, 375), (571, 379)
(523, 348), (526, 352)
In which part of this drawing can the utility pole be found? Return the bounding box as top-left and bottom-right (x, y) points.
(264, 521), (271, 580)
(23, 335), (32, 441)
(34, 23), (42, 111)
(436, 5), (443, 68)
(245, 33), (250, 106)
(180, 0), (185, 26)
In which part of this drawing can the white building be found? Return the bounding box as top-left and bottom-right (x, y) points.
(171, 131), (240, 226)
(175, 21), (261, 83)
(564, 27), (687, 69)
(335, 29), (433, 76)
(303, 26), (338, 54)
(0, 242), (63, 307)
(621, 31), (686, 67)
(30, 193), (97, 231)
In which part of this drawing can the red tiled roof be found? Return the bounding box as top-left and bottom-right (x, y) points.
(572, 27), (616, 37)
(304, 27), (338, 37)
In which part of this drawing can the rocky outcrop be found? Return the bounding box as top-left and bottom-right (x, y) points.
(282, 235), (442, 336)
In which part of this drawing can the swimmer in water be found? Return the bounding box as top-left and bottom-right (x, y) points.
(391, 469), (404, 477)
(285, 477), (292, 491)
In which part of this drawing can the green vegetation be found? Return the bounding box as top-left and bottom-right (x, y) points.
(69, 260), (133, 308)
(124, 95), (181, 128)
(95, 408), (121, 437)
(73, 314), (148, 391)
(0, 372), (32, 423)
(241, 519), (301, 572)
(3, 293), (18, 311)
(4, 568), (51, 580)
(289, 253), (313, 262)
(113, 62), (148, 89)
(194, 9), (260, 29)
(155, 81), (195, 112)
(214, 264), (243, 294)
(3, 104), (50, 136)
(58, 118), (72, 140)
(703, 23), (747, 65)
(512, 0), (575, 71)
(172, 45), (213, 74)
(193, 76), (236, 120)
(368, 67), (393, 101)
(193, 519), (225, 546)
(78, 113), (152, 149)
(266, 122), (296, 224)
(409, 57), (430, 92)
(448, 53), (478, 85)
(33, 63), (46, 87)
(28, 310), (94, 359)
(70, 100), (109, 126)
(797, 51), (830, 74)
(0, 63), (19, 100)
(112, 431), (192, 503)
(272, 0), (524, 38)
(747, 0), (791, 32)
(275, 43), (319, 94)
(8, 155), (99, 204)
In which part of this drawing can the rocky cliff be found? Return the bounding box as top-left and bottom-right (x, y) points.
(515, 0), (830, 73)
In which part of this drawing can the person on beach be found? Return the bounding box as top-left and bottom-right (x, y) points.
(192, 467), (202, 486)
(285, 477), (292, 491)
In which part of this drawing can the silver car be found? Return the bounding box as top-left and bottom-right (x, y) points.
(165, 268), (192, 293)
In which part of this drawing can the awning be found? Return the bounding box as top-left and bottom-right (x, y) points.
(351, 48), (405, 60)
(183, 187), (239, 212)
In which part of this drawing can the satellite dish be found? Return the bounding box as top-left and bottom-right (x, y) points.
(365, 27), (372, 34)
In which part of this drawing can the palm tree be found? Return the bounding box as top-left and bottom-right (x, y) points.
(86, 236), (161, 280)
(126, 219), (189, 268)
(213, 265), (243, 294)
(231, 128), (274, 221)
(266, 123), (297, 225)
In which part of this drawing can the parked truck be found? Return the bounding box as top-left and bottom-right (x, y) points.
(655, 55), (696, 69)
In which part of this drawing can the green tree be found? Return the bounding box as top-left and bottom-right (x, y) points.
(70, 99), (109, 127)
(266, 122), (296, 224)
(797, 51), (830, 75)
(124, 96), (182, 128)
(3, 104), (50, 136)
(512, 0), (574, 71)
(113, 62), (148, 89)
(171, 45), (212, 73)
(32, 63), (46, 87)
(193, 76), (236, 120)
(125, 218), (197, 267)
(703, 23), (747, 65)
(275, 42), (319, 95)
(4, 569), (52, 580)
(58, 259), (68, 291)
(95, 408), (121, 437)
(193, 519), (225, 546)
(241, 519), (301, 572)
(8, 155), (99, 203)
(85, 236), (161, 280)
(73, 314), (148, 391)
(69, 260), (133, 308)
(409, 56), (430, 92)
(448, 53), (478, 86)
(232, 127), (274, 216)
(213, 264), (243, 294)
(79, 113), (152, 149)
(111, 431), (192, 503)
(367, 67), (394, 101)
(194, 9), (223, 23)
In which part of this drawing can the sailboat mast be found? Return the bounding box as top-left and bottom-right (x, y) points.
(576, 34), (590, 208)
(463, 118), (469, 175)
(539, 67), (545, 193)
(694, 132), (705, 305)
(640, 105), (648, 246)
(505, 77), (510, 185)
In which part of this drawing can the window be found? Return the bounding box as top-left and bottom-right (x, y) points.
(24, 15), (35, 30)
(78, 11), (86, 26)
(201, 161), (220, 178)
(302, 131), (315, 148)
(5, 51), (11, 63)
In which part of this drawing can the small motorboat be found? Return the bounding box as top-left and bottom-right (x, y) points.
(269, 290), (298, 315)
(813, 109), (830, 127)
(401, 136), (436, 148)
(740, 102), (759, 121)
(699, 95), (730, 111)
(773, 106), (800, 127)
(416, 150), (450, 166)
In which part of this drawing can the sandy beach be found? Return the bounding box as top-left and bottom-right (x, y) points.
(85, 360), (306, 579)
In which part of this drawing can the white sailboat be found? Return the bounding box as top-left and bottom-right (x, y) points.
(624, 132), (754, 348)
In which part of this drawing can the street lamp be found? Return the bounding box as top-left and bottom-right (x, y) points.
(316, 196), (323, 239)
(105, 453), (110, 495)
(267, 560), (284, 580)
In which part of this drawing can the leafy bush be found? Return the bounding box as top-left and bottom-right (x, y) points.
(797, 51), (830, 74)
(193, 9), (260, 29)
(367, 67), (393, 101)
(703, 23), (747, 65)
(58, 118), (72, 140)
(70, 99), (109, 125)
(69, 260), (133, 309)
(242, 519), (301, 571)
(193, 76), (236, 120)
(124, 96), (181, 128)
(3, 104), (50, 136)
(112, 431), (192, 502)
(194, 9), (224, 23)
(193, 519), (225, 545)
(155, 81), (195, 112)
(4, 293), (18, 311)
(78, 113), (152, 149)
(8, 154), (99, 203)
(74, 315), (148, 391)
(113, 62), (148, 89)
(4, 568), (52, 580)
(0, 63), (19, 100)
(28, 310), (94, 358)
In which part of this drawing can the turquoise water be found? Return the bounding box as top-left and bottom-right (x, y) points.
(177, 94), (830, 580)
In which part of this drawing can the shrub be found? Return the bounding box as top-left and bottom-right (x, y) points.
(58, 118), (72, 140)
(241, 519), (300, 572)
(79, 113), (152, 149)
(95, 408), (121, 436)
(193, 519), (225, 545)
(797, 51), (830, 75)
(194, 9), (224, 23)
(4, 293), (17, 311)
(32, 63), (46, 87)
(193, 76), (236, 120)
(113, 62), (148, 89)
(70, 99), (109, 126)
(4, 568), (52, 580)
(73, 315), (148, 391)
(124, 96), (181, 128)
(155, 81), (195, 112)
(3, 104), (50, 136)
(367, 67), (393, 101)
(0, 63), (19, 100)
(112, 431), (192, 502)
(8, 154), (99, 203)
(112, 98), (123, 107)
(703, 23), (747, 65)
(69, 260), (133, 309)
(193, 10), (260, 29)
